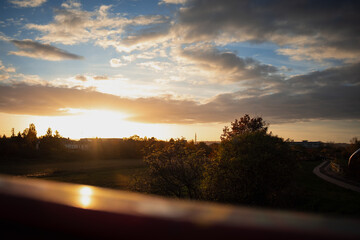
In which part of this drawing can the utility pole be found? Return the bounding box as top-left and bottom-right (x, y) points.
(195, 133), (197, 144)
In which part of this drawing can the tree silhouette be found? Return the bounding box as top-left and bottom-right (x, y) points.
(221, 114), (268, 141)
(21, 123), (38, 150)
(205, 115), (296, 206)
(45, 127), (53, 137)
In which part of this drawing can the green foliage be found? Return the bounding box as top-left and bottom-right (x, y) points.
(131, 138), (209, 199)
(205, 131), (296, 206)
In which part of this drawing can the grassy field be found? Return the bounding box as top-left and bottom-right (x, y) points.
(291, 160), (360, 218)
(0, 158), (146, 190)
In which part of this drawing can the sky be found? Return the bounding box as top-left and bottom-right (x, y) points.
(0, 0), (359, 142)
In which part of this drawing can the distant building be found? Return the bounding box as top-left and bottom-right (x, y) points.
(64, 139), (90, 150)
(289, 140), (323, 148)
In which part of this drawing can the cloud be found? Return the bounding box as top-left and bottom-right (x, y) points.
(26, 2), (169, 49)
(204, 62), (360, 123)
(72, 74), (109, 82)
(109, 58), (125, 68)
(137, 61), (170, 71)
(61, 0), (81, 9)
(0, 62), (359, 124)
(178, 45), (278, 83)
(177, 0), (360, 62)
(0, 60), (16, 82)
(18, 0), (360, 62)
(9, 39), (83, 61)
(114, 23), (172, 53)
(277, 46), (360, 63)
(0, 32), (11, 42)
(0, 60), (15, 73)
(93, 75), (108, 80)
(75, 75), (86, 81)
(9, 0), (46, 8)
(122, 55), (137, 62)
(159, 0), (187, 5)
(26, 8), (94, 45)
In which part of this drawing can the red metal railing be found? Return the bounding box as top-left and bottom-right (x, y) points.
(0, 174), (359, 239)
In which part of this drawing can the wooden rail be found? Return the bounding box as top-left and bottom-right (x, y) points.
(0, 175), (359, 239)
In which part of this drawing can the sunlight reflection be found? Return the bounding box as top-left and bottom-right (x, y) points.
(78, 186), (93, 208)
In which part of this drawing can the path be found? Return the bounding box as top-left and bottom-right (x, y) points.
(313, 161), (360, 193)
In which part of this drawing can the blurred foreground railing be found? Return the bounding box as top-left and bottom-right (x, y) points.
(0, 175), (360, 239)
(349, 147), (360, 167)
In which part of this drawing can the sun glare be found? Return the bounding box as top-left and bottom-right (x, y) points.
(31, 109), (135, 139)
(2, 109), (222, 141)
(78, 186), (93, 208)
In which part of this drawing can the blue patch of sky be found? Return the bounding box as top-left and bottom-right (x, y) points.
(0, 3), (54, 40)
(15, 42), (117, 80)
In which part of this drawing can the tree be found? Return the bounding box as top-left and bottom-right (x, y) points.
(54, 130), (61, 138)
(45, 128), (53, 138)
(39, 128), (66, 157)
(205, 115), (296, 206)
(349, 137), (360, 155)
(21, 123), (37, 149)
(131, 138), (209, 199)
(23, 123), (37, 142)
(221, 114), (268, 141)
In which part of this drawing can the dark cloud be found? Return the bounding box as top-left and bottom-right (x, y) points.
(178, 0), (360, 61)
(179, 45), (278, 82)
(9, 39), (84, 61)
(116, 22), (172, 52)
(0, 84), (124, 116)
(202, 63), (360, 123)
(0, 84), (202, 123)
(0, 62), (359, 124)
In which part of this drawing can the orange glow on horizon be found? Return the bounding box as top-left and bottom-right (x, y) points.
(0, 109), (222, 141)
(0, 111), (357, 143)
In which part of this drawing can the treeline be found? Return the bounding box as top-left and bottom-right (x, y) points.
(0, 123), (44, 159)
(0, 125), (149, 160)
(0, 123), (214, 161)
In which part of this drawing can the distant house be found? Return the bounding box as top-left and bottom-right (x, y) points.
(289, 140), (323, 148)
(64, 139), (90, 150)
